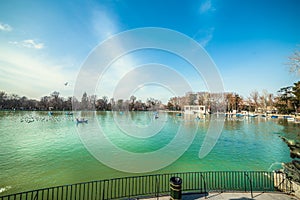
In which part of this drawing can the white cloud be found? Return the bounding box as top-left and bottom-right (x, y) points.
(81, 7), (139, 98)
(200, 33), (213, 47)
(92, 7), (118, 41)
(0, 47), (76, 98)
(199, 0), (215, 14)
(0, 22), (12, 31)
(194, 28), (214, 47)
(22, 39), (44, 49)
(8, 41), (18, 45)
(9, 39), (44, 50)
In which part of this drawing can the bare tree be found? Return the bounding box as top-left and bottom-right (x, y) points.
(197, 92), (206, 105)
(146, 98), (161, 111)
(0, 91), (7, 109)
(267, 93), (274, 111)
(81, 92), (88, 110)
(288, 47), (300, 76)
(259, 90), (269, 113)
(130, 95), (136, 111)
(89, 95), (97, 110)
(292, 81), (300, 113)
(250, 90), (259, 112)
(50, 91), (63, 110)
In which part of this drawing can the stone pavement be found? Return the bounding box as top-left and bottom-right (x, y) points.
(139, 192), (299, 200)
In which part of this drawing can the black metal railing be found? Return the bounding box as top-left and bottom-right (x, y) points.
(0, 171), (293, 200)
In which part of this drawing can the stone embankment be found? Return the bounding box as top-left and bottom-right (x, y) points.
(280, 136), (300, 182)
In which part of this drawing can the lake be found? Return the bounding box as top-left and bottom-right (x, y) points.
(0, 111), (297, 195)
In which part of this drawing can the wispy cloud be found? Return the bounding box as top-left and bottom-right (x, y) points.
(22, 39), (44, 49)
(9, 39), (45, 49)
(0, 22), (12, 31)
(81, 7), (139, 98)
(199, 0), (215, 14)
(194, 28), (214, 47)
(0, 47), (76, 98)
(92, 7), (118, 41)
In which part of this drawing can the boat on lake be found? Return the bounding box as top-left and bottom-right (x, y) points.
(287, 117), (295, 122)
(76, 118), (88, 123)
(249, 114), (258, 118)
(176, 113), (182, 117)
(271, 115), (278, 119)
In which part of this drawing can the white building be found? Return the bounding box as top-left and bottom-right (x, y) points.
(184, 105), (206, 115)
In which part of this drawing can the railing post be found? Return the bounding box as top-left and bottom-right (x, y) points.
(33, 190), (38, 200)
(102, 181), (105, 200)
(244, 172), (247, 193)
(244, 172), (253, 198)
(200, 173), (207, 199)
(156, 175), (159, 200)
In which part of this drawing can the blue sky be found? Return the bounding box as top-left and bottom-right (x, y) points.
(0, 0), (299, 102)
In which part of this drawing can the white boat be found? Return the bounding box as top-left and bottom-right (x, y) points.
(287, 117), (295, 122)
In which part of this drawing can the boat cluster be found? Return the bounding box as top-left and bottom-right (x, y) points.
(174, 111), (300, 123)
(20, 115), (53, 123)
(19, 113), (75, 123)
(225, 113), (300, 123)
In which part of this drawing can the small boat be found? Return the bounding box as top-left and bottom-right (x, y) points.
(287, 117), (295, 122)
(249, 114), (258, 118)
(195, 116), (201, 120)
(271, 115), (278, 119)
(236, 113), (244, 117)
(76, 118), (88, 123)
(65, 112), (73, 115)
(176, 113), (182, 117)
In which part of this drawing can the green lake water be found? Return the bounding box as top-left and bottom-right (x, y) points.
(0, 111), (298, 195)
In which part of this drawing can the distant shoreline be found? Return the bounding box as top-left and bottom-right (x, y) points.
(1, 109), (299, 119)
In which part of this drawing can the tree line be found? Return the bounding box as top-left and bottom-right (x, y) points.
(0, 91), (162, 111)
(166, 81), (300, 114)
(1, 80), (299, 114)
(0, 81), (299, 113)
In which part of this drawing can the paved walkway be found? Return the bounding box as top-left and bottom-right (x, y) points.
(139, 192), (298, 200)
